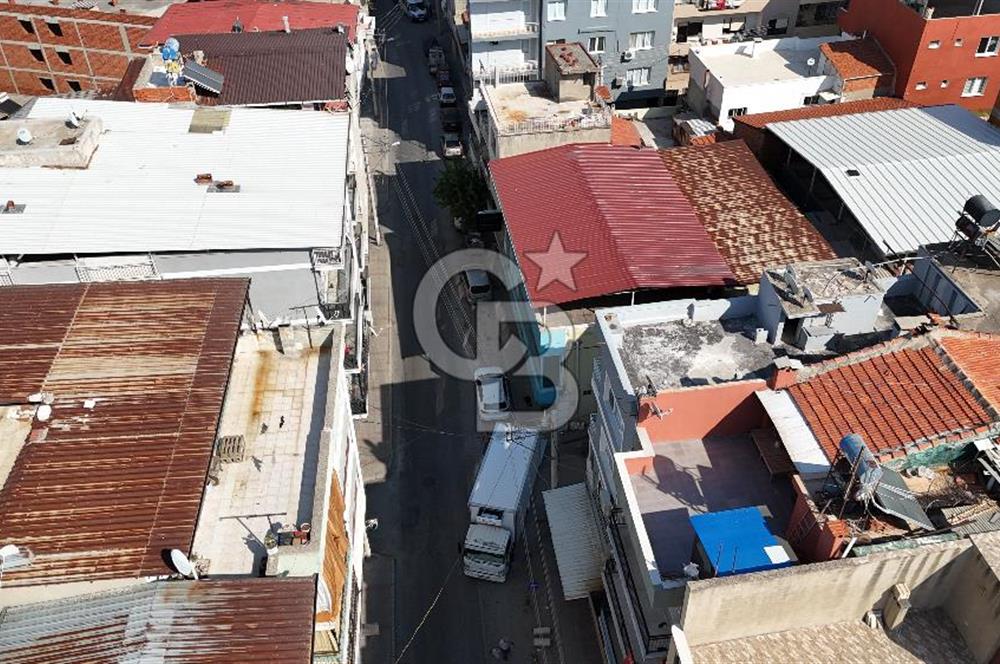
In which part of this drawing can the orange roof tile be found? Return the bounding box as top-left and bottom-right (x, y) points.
(820, 38), (895, 81)
(939, 332), (1000, 412)
(733, 98), (913, 130)
(611, 115), (642, 147)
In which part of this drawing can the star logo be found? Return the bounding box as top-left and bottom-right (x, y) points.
(524, 232), (587, 293)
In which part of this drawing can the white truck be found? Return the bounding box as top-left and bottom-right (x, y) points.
(463, 424), (546, 583)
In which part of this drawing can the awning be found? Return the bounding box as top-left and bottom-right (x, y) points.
(542, 483), (605, 601)
(756, 390), (831, 478)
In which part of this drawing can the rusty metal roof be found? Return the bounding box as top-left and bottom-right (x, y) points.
(0, 577), (316, 663)
(0, 279), (248, 587)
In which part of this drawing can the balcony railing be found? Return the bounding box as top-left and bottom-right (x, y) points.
(473, 61), (539, 84)
(471, 21), (539, 42)
(497, 105), (612, 136)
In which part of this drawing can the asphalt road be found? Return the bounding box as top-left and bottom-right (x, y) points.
(360, 5), (601, 664)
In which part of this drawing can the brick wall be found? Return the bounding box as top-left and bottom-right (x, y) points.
(0, 4), (154, 96)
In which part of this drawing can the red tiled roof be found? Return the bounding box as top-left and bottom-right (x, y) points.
(141, 0), (359, 46)
(489, 144), (735, 306)
(611, 116), (643, 147)
(820, 38), (895, 81)
(939, 332), (1000, 412)
(659, 141), (836, 284)
(732, 98), (914, 130)
(787, 336), (995, 462)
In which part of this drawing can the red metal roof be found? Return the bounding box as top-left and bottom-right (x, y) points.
(0, 279), (247, 587)
(659, 141), (837, 284)
(141, 0), (359, 46)
(787, 334), (995, 462)
(0, 578), (316, 663)
(489, 144), (736, 306)
(732, 97), (914, 130)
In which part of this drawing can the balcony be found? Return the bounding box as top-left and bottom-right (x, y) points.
(673, 0), (767, 19)
(472, 60), (539, 83)
(471, 22), (539, 42)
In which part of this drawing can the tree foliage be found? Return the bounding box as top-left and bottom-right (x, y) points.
(433, 160), (491, 227)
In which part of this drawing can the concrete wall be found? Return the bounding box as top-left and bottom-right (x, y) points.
(944, 537), (1000, 663)
(540, 0), (672, 102)
(495, 123), (610, 157)
(636, 380), (767, 443)
(680, 536), (975, 646)
(904, 256), (983, 317)
(472, 39), (531, 71)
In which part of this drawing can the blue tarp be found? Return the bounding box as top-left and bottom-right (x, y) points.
(690, 507), (793, 576)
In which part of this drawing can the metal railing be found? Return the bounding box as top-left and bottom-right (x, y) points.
(471, 21), (539, 41)
(497, 105), (612, 136)
(473, 61), (539, 84)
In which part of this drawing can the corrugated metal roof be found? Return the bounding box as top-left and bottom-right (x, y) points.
(174, 29), (347, 106)
(659, 141), (836, 284)
(0, 577), (316, 663)
(4, 98), (348, 255)
(767, 105), (1000, 255)
(0, 279), (247, 587)
(732, 97), (913, 130)
(490, 144), (735, 305)
(542, 483), (604, 600)
(756, 390), (830, 478)
(142, 0), (359, 45)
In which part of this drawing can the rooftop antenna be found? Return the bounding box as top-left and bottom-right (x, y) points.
(169, 548), (199, 580)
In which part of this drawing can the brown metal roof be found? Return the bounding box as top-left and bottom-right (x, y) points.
(0, 577), (316, 663)
(0, 279), (248, 587)
(731, 97), (914, 130)
(658, 140), (837, 284)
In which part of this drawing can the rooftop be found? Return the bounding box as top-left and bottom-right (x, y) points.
(1, 98), (349, 255)
(820, 37), (895, 81)
(610, 115), (642, 147)
(489, 144), (735, 306)
(545, 42), (599, 76)
(167, 29), (348, 106)
(925, 0), (1000, 17)
(690, 609), (975, 663)
(630, 437), (794, 578)
(762, 258), (887, 318)
(732, 97), (914, 130)
(0, 1), (161, 22)
(0, 117), (102, 169)
(692, 37), (841, 86)
(0, 578), (316, 664)
(659, 141), (837, 285)
(767, 105), (1000, 255)
(482, 81), (610, 136)
(141, 0), (360, 45)
(0, 279), (247, 588)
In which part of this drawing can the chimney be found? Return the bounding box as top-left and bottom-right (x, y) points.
(767, 365), (798, 390)
(282, 15), (290, 33)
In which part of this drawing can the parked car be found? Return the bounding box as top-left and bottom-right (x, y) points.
(441, 107), (462, 133)
(428, 45), (445, 75)
(464, 268), (491, 301)
(404, 0), (428, 21)
(441, 132), (463, 158)
(436, 67), (452, 88)
(474, 367), (511, 421)
(439, 86), (457, 107)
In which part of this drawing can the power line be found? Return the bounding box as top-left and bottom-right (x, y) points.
(393, 553), (463, 664)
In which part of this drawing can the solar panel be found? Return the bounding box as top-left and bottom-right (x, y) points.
(183, 62), (225, 94)
(873, 469), (934, 531)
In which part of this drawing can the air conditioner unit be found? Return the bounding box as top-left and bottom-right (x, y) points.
(621, 50), (634, 62)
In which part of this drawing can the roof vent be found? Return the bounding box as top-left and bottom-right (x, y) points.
(2, 199), (25, 214)
(282, 15), (290, 33)
(232, 16), (243, 33)
(194, 172), (213, 184)
(208, 179), (240, 193)
(15, 127), (32, 145)
(846, 169), (861, 177)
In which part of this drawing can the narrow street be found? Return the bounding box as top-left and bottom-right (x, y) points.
(358, 3), (601, 664)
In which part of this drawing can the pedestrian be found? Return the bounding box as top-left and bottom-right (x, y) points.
(260, 422), (269, 434)
(490, 647), (504, 661)
(498, 638), (512, 660)
(279, 415), (286, 429)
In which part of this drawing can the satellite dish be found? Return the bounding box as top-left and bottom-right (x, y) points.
(169, 548), (199, 579)
(807, 57), (816, 67)
(36, 404), (51, 422)
(15, 127), (32, 145)
(67, 111), (81, 128)
(0, 544), (19, 560)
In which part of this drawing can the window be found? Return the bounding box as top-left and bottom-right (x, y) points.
(803, 94), (821, 105)
(677, 22), (702, 42)
(28, 47), (44, 62)
(67, 80), (81, 92)
(668, 55), (689, 73)
(57, 50), (72, 65)
(628, 31), (654, 51)
(632, 0), (657, 13)
(728, 107), (748, 118)
(625, 67), (650, 86)
(955, 38), (964, 47)
(39, 77), (54, 91)
(722, 18), (744, 34)
(547, 1), (566, 21)
(18, 18), (34, 34)
(915, 81), (927, 90)
(941, 79), (949, 88)
(929, 40), (940, 49)
(590, 0), (607, 17)
(963, 76), (988, 96)
(978, 36), (1000, 56)
(588, 36), (606, 53)
(45, 21), (62, 37)
(767, 17), (789, 36)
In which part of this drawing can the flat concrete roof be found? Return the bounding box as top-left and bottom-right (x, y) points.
(763, 258), (886, 318)
(0, 117), (101, 169)
(483, 81), (608, 134)
(620, 316), (777, 393)
(693, 40), (829, 85)
(630, 437), (794, 578)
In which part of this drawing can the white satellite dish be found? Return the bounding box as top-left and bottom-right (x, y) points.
(807, 57), (816, 67)
(0, 544), (19, 560)
(15, 127), (32, 145)
(67, 111), (81, 128)
(169, 548), (199, 579)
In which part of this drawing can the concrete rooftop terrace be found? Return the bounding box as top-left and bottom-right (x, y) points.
(693, 38), (837, 85)
(483, 81), (609, 133)
(629, 437), (794, 578)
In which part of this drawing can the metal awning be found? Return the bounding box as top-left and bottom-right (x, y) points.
(542, 483), (605, 601)
(756, 390), (831, 478)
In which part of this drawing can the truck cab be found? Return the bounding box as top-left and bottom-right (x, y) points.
(463, 523), (511, 582)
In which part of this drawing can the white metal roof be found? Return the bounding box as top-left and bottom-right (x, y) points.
(768, 105), (1000, 255)
(542, 482), (604, 601)
(756, 390), (830, 478)
(468, 425), (541, 513)
(4, 98), (349, 255)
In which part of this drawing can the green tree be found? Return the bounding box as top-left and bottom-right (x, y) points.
(433, 160), (491, 229)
